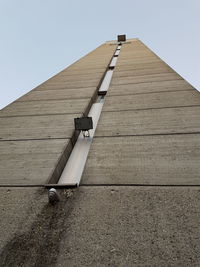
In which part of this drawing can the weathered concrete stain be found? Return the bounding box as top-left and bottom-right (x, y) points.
(0, 189), (74, 267)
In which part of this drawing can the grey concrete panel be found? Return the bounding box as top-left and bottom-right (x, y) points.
(115, 58), (168, 72)
(119, 49), (153, 55)
(57, 67), (105, 76)
(68, 62), (111, 68)
(111, 73), (182, 86)
(34, 76), (102, 92)
(66, 62), (112, 70)
(119, 50), (153, 55)
(0, 139), (72, 184)
(35, 78), (100, 91)
(103, 91), (200, 112)
(18, 87), (96, 102)
(44, 73), (103, 83)
(82, 135), (200, 185)
(64, 65), (108, 71)
(0, 98), (90, 117)
(115, 58), (161, 66)
(117, 53), (158, 59)
(0, 113), (80, 140)
(0, 187), (199, 266)
(37, 75), (102, 87)
(114, 61), (168, 71)
(95, 107), (200, 137)
(113, 66), (174, 77)
(108, 80), (194, 96)
(117, 57), (159, 64)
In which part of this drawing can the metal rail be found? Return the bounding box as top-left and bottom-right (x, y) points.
(48, 43), (122, 202)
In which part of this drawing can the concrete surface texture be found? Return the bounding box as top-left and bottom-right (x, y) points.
(108, 79), (194, 96)
(0, 187), (199, 267)
(0, 113), (81, 140)
(95, 106), (200, 136)
(0, 43), (116, 185)
(18, 87), (96, 101)
(82, 40), (200, 186)
(0, 139), (72, 185)
(0, 38), (199, 266)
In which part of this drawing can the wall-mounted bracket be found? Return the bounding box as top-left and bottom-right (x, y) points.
(74, 117), (93, 137)
(118, 34), (126, 42)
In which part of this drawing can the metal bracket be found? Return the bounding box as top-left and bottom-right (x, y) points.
(74, 117), (93, 138)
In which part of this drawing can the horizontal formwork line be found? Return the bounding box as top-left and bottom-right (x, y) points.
(102, 105), (200, 113)
(110, 78), (183, 87)
(116, 54), (157, 57)
(114, 65), (169, 69)
(0, 112), (83, 118)
(0, 184), (199, 188)
(54, 71), (105, 77)
(112, 70), (175, 77)
(113, 71), (182, 80)
(57, 70), (104, 77)
(36, 80), (100, 86)
(111, 65), (170, 71)
(40, 73), (102, 78)
(80, 184), (200, 187)
(0, 184), (46, 188)
(35, 85), (97, 92)
(94, 132), (200, 138)
(106, 89), (193, 98)
(31, 87), (95, 93)
(0, 137), (69, 142)
(17, 96), (91, 103)
(0, 184), (77, 188)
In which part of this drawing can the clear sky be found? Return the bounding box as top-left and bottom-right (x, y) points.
(0, 0), (200, 109)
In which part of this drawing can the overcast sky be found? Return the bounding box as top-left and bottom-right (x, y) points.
(0, 0), (200, 109)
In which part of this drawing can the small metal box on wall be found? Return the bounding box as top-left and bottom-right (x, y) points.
(117, 34), (126, 42)
(74, 117), (93, 131)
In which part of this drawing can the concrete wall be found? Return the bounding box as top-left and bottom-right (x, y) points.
(82, 40), (200, 186)
(0, 39), (199, 266)
(0, 43), (116, 185)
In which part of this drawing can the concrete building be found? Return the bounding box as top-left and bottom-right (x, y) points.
(0, 36), (199, 266)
